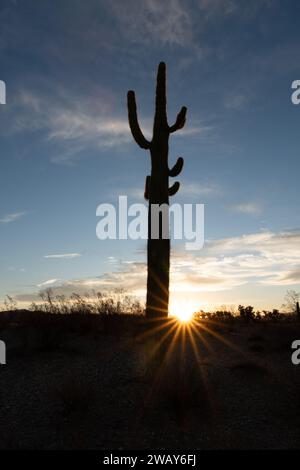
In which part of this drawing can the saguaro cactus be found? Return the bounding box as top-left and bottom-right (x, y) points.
(127, 62), (187, 317)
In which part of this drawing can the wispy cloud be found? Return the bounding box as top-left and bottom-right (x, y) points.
(176, 124), (214, 137)
(115, 179), (222, 203)
(109, 0), (270, 49)
(37, 279), (60, 288)
(44, 253), (81, 259)
(0, 211), (27, 224)
(198, 0), (273, 20)
(181, 181), (223, 198)
(4, 88), (131, 164)
(48, 113), (130, 145)
(231, 202), (262, 215)
(198, 0), (238, 18)
(224, 93), (249, 110)
(110, 0), (194, 47)
(204, 230), (300, 286)
(6, 87), (212, 165)
(15, 229), (300, 305)
(8, 266), (26, 272)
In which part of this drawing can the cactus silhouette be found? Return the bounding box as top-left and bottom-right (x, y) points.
(127, 62), (187, 317)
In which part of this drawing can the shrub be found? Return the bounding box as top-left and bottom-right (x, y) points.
(238, 305), (255, 322)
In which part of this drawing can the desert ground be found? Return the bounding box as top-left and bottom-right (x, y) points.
(0, 311), (299, 449)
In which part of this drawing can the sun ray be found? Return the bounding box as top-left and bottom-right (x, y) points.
(185, 324), (218, 413)
(194, 320), (249, 358)
(189, 322), (215, 355)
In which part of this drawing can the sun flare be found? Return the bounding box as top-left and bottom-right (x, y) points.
(170, 301), (196, 323)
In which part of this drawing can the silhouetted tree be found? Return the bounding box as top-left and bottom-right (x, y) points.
(238, 305), (255, 322)
(282, 290), (299, 314)
(127, 62), (187, 317)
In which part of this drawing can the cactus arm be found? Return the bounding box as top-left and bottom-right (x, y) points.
(144, 175), (151, 200)
(168, 181), (180, 196)
(169, 157), (184, 177)
(127, 91), (151, 149)
(169, 106), (187, 133)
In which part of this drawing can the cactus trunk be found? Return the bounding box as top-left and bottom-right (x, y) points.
(127, 62), (187, 317)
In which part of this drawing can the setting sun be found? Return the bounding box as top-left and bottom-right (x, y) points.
(170, 301), (196, 322)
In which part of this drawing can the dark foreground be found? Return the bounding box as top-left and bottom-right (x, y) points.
(0, 311), (299, 449)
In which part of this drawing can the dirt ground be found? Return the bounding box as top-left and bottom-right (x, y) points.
(0, 313), (299, 449)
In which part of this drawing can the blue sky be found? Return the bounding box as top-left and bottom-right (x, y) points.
(0, 0), (300, 312)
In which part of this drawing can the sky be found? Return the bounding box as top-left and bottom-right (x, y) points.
(0, 0), (300, 313)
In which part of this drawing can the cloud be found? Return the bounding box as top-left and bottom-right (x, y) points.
(180, 181), (223, 198)
(198, 0), (238, 18)
(198, 0), (273, 21)
(110, 0), (194, 47)
(231, 202), (262, 215)
(204, 231), (300, 282)
(107, 256), (117, 262)
(224, 93), (249, 110)
(171, 229), (300, 291)
(5, 85), (211, 165)
(0, 211), (27, 223)
(109, 0), (271, 50)
(48, 113), (130, 146)
(44, 253), (81, 259)
(8, 266), (26, 272)
(279, 269), (300, 284)
(37, 279), (60, 288)
(8, 88), (131, 162)
(14, 229), (300, 305)
(176, 124), (214, 137)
